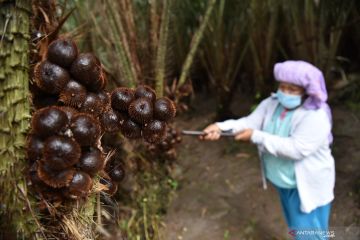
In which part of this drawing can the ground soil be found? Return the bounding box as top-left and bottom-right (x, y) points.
(159, 95), (360, 240)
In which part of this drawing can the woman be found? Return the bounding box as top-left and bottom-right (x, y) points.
(202, 60), (335, 238)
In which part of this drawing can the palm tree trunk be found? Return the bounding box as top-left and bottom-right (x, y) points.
(0, 0), (40, 238)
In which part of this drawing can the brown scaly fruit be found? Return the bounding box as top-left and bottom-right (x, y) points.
(134, 85), (156, 103)
(37, 161), (76, 188)
(70, 53), (105, 91)
(28, 162), (53, 193)
(78, 148), (105, 177)
(79, 93), (105, 116)
(65, 171), (93, 199)
(111, 87), (135, 112)
(57, 106), (78, 122)
(59, 80), (87, 108)
(30, 83), (59, 108)
(100, 108), (124, 132)
(34, 60), (70, 94)
(97, 91), (110, 106)
(43, 136), (81, 170)
(31, 106), (68, 137)
(128, 98), (153, 124)
(154, 97), (176, 121)
(99, 178), (118, 196)
(145, 125), (182, 161)
(70, 113), (102, 146)
(120, 117), (142, 139)
(143, 119), (167, 143)
(47, 38), (78, 68)
(26, 135), (44, 162)
(107, 163), (125, 183)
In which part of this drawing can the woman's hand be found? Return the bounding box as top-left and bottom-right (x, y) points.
(200, 124), (221, 141)
(234, 129), (253, 142)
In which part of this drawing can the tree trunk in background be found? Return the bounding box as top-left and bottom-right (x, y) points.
(215, 80), (238, 121)
(0, 0), (39, 238)
(216, 92), (233, 121)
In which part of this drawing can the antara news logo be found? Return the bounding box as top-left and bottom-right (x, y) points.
(288, 229), (336, 239)
(288, 229), (296, 237)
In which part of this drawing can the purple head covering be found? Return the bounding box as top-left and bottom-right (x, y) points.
(273, 60), (333, 143)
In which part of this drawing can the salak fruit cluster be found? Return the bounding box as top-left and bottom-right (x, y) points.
(145, 125), (182, 161)
(110, 85), (176, 143)
(27, 38), (176, 203)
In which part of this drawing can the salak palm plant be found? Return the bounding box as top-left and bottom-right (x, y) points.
(199, 0), (251, 119)
(247, 0), (281, 97)
(280, 0), (354, 83)
(66, 0), (216, 99)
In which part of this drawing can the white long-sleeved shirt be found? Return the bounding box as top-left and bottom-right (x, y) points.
(216, 95), (335, 213)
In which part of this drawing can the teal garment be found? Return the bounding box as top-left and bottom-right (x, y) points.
(262, 104), (297, 188)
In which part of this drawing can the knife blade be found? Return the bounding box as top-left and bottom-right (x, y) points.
(181, 130), (236, 137)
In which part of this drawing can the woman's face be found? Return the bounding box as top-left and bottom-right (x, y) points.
(278, 82), (305, 96)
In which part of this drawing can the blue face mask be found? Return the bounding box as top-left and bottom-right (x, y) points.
(276, 89), (302, 109)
